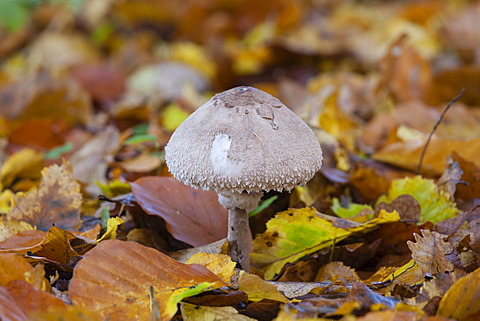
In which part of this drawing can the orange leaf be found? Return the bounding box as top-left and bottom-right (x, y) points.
(69, 239), (225, 321)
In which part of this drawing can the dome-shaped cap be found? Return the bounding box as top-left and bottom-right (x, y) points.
(165, 86), (322, 193)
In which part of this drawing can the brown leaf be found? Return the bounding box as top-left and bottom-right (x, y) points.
(31, 226), (80, 267)
(437, 159), (464, 201)
(69, 239), (225, 321)
(69, 126), (120, 196)
(452, 152), (480, 201)
(377, 34), (432, 102)
(407, 230), (454, 275)
(377, 194), (421, 222)
(8, 161), (82, 231)
(131, 176), (227, 247)
(180, 303), (255, 321)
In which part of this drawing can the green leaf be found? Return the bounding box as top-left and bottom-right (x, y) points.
(0, 0), (30, 32)
(125, 134), (157, 145)
(251, 207), (399, 279)
(44, 142), (73, 159)
(377, 175), (459, 223)
(249, 195), (278, 217)
(331, 198), (373, 219)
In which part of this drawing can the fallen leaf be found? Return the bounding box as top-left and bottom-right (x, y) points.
(0, 230), (45, 254)
(377, 176), (459, 223)
(180, 302), (255, 321)
(376, 194), (421, 222)
(186, 252), (235, 283)
(0, 148), (43, 191)
(314, 261), (359, 285)
(29, 306), (103, 321)
(69, 125), (120, 196)
(31, 226), (80, 267)
(0, 286), (28, 321)
(452, 152), (480, 201)
(3, 280), (67, 315)
(373, 137), (480, 176)
(237, 271), (288, 303)
(407, 230), (454, 275)
(437, 267), (480, 321)
(131, 176), (227, 247)
(251, 207), (399, 279)
(69, 239), (225, 321)
(8, 161), (82, 231)
(0, 218), (34, 242)
(0, 254), (33, 286)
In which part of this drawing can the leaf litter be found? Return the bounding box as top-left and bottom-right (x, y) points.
(0, 0), (480, 320)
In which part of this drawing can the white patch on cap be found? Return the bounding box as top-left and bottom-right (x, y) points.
(210, 133), (240, 177)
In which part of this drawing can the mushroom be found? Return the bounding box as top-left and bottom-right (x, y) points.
(165, 86), (322, 270)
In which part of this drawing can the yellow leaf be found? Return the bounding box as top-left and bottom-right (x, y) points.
(180, 302), (256, 321)
(0, 148), (43, 190)
(162, 102), (190, 131)
(0, 217), (35, 242)
(318, 90), (360, 152)
(437, 267), (480, 321)
(186, 252), (235, 284)
(171, 42), (216, 79)
(94, 217), (123, 244)
(237, 271), (288, 303)
(0, 189), (15, 214)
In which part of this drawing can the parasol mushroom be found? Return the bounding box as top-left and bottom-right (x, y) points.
(165, 86), (322, 270)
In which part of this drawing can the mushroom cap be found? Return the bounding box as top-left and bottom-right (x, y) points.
(165, 86), (322, 193)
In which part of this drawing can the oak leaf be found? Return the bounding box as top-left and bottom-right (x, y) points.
(407, 230), (454, 275)
(180, 302), (255, 321)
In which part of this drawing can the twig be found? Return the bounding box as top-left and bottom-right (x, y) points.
(416, 89), (464, 175)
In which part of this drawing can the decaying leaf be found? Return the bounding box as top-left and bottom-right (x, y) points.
(7, 161), (82, 231)
(407, 230), (454, 275)
(131, 176), (227, 246)
(69, 239), (225, 321)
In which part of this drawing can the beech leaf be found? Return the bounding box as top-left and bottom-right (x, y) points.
(69, 239), (225, 321)
(131, 176), (227, 246)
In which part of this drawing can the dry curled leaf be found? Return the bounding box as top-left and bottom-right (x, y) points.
(407, 230), (454, 276)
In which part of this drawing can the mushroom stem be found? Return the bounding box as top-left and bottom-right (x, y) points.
(227, 207), (251, 271)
